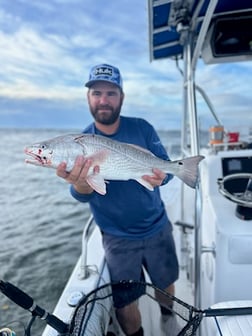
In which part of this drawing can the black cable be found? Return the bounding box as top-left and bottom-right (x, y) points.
(24, 315), (36, 336)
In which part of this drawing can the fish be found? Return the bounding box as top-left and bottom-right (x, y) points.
(24, 133), (204, 195)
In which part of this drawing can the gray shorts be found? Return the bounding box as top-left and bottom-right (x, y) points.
(102, 224), (179, 308)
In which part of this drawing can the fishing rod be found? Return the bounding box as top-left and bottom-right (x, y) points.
(0, 280), (68, 335)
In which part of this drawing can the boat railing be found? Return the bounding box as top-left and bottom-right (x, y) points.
(79, 214), (96, 280)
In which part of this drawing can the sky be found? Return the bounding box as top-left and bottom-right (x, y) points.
(1, 0), (252, 133)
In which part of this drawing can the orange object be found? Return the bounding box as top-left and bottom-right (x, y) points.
(209, 125), (224, 144)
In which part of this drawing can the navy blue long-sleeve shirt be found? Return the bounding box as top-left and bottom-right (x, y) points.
(70, 116), (173, 239)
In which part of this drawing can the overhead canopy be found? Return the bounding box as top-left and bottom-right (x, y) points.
(148, 0), (252, 63)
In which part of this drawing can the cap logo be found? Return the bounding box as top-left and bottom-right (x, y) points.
(85, 64), (122, 89)
(95, 66), (113, 77)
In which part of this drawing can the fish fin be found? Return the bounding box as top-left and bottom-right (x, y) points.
(86, 149), (110, 166)
(173, 155), (204, 188)
(86, 173), (107, 195)
(74, 135), (110, 165)
(135, 178), (154, 191)
(128, 144), (155, 156)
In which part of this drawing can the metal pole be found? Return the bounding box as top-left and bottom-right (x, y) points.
(183, 32), (202, 311)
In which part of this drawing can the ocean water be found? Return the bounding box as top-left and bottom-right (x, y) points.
(0, 128), (190, 335)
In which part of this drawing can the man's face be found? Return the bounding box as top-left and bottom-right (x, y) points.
(87, 81), (124, 125)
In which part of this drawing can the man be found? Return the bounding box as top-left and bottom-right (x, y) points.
(57, 64), (179, 336)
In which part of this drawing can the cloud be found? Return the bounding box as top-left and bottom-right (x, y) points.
(0, 0), (251, 132)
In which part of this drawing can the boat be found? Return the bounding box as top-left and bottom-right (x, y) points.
(1, 0), (252, 335)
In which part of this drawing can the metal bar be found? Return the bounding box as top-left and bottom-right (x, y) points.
(148, 0), (154, 62)
(185, 36), (199, 156)
(185, 41), (202, 311)
(195, 84), (222, 126)
(152, 0), (173, 7)
(79, 215), (96, 279)
(182, 24), (202, 312)
(153, 40), (180, 51)
(204, 306), (252, 317)
(191, 0), (218, 71)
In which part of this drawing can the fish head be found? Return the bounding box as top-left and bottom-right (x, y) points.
(24, 141), (54, 167)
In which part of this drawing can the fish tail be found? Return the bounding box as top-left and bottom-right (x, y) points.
(172, 155), (204, 188)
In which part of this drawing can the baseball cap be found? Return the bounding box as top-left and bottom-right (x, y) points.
(85, 64), (123, 90)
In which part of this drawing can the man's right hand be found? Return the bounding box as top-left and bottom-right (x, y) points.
(56, 155), (97, 194)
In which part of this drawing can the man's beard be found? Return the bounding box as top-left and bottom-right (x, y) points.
(90, 102), (122, 125)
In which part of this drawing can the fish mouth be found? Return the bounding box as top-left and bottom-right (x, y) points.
(24, 149), (44, 165)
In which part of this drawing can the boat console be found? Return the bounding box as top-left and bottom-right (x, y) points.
(199, 145), (252, 312)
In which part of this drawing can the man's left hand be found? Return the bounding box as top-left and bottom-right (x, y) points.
(142, 168), (166, 188)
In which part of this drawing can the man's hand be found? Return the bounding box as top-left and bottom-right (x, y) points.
(142, 168), (166, 188)
(56, 155), (98, 194)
